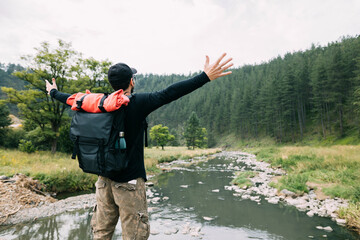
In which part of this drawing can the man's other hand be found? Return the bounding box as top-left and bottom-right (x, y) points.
(45, 78), (58, 95)
(204, 53), (233, 81)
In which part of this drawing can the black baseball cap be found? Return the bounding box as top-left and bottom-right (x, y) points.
(108, 63), (137, 86)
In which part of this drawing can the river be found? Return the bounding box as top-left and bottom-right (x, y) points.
(0, 152), (358, 239)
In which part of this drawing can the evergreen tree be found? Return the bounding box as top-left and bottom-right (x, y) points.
(0, 103), (11, 146)
(184, 112), (208, 149)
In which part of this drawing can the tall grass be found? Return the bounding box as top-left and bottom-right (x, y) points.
(0, 147), (221, 192)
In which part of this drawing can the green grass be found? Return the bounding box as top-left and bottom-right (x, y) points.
(0, 147), (221, 193)
(279, 174), (309, 194)
(231, 171), (257, 188)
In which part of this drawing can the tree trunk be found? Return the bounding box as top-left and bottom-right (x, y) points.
(302, 101), (306, 129)
(325, 102), (331, 134)
(51, 138), (57, 154)
(339, 106), (344, 136)
(320, 110), (326, 138)
(297, 101), (303, 139)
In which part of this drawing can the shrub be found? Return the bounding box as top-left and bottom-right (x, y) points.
(2, 128), (26, 148)
(34, 170), (97, 193)
(158, 155), (179, 163)
(57, 124), (73, 153)
(18, 139), (36, 153)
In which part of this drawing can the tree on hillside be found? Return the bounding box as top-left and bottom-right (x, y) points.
(149, 124), (175, 150)
(0, 103), (11, 146)
(184, 112), (208, 149)
(1, 40), (112, 153)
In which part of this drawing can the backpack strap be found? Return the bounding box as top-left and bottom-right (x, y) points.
(98, 93), (108, 113)
(144, 118), (148, 147)
(71, 136), (79, 159)
(98, 139), (106, 172)
(76, 94), (88, 110)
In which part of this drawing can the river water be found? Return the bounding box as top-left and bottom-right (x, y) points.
(0, 153), (358, 239)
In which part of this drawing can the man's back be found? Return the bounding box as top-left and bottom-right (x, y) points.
(116, 72), (210, 183)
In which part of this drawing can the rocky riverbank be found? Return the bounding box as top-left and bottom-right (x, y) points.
(214, 151), (349, 227)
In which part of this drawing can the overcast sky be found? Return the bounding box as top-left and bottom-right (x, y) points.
(0, 0), (359, 74)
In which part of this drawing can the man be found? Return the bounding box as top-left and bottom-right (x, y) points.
(46, 53), (233, 239)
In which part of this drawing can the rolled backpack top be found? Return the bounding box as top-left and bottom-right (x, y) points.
(66, 89), (130, 113)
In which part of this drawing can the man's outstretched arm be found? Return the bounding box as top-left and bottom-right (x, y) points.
(45, 78), (71, 104)
(140, 53), (233, 116)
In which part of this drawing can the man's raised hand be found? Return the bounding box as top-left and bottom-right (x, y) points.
(204, 53), (233, 81)
(45, 78), (57, 95)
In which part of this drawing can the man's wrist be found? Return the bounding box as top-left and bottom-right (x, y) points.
(50, 88), (57, 97)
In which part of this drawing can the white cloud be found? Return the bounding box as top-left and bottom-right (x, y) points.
(0, 0), (359, 74)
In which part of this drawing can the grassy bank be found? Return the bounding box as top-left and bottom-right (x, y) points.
(0, 147), (220, 193)
(240, 144), (360, 233)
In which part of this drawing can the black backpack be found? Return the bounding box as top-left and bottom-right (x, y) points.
(70, 99), (129, 178)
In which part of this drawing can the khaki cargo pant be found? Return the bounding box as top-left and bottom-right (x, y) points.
(91, 176), (150, 240)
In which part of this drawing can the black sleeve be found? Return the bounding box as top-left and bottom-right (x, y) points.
(138, 71), (210, 117)
(50, 89), (71, 105)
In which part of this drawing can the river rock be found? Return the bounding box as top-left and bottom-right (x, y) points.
(241, 194), (251, 199)
(203, 216), (214, 221)
(148, 207), (158, 213)
(306, 210), (315, 217)
(162, 196), (169, 201)
(145, 182), (154, 187)
(281, 189), (296, 197)
(0, 175), (9, 180)
(323, 226), (333, 232)
(146, 189), (154, 198)
(250, 196), (260, 202)
(150, 230), (160, 235)
(336, 218), (346, 225)
(268, 197), (279, 204)
(165, 228), (179, 235)
(151, 197), (161, 204)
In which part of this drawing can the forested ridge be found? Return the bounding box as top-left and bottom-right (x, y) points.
(0, 63), (25, 114)
(1, 36), (360, 147)
(135, 36), (360, 146)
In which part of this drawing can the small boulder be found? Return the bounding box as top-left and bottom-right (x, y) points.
(281, 189), (296, 197)
(323, 226), (333, 232)
(336, 218), (346, 226)
(203, 216), (214, 221)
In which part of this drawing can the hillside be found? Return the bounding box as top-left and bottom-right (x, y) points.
(0, 64), (25, 115)
(135, 36), (360, 146)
